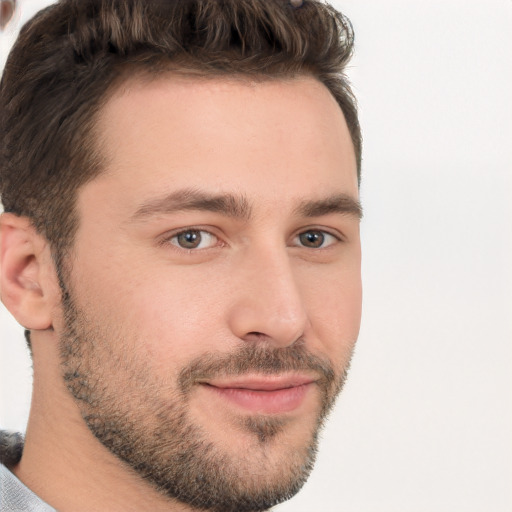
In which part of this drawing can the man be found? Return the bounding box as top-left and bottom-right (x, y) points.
(0, 0), (362, 510)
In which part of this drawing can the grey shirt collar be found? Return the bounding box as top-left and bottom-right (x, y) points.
(0, 429), (56, 512)
(0, 464), (56, 512)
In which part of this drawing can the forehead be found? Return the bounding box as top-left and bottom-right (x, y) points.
(89, 74), (358, 211)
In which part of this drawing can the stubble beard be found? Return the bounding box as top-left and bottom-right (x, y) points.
(57, 279), (352, 512)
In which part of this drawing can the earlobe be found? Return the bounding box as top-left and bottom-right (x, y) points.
(0, 213), (58, 331)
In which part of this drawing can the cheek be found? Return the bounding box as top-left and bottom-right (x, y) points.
(91, 264), (232, 369)
(306, 266), (362, 363)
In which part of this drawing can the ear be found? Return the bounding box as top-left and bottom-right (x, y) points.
(0, 212), (59, 330)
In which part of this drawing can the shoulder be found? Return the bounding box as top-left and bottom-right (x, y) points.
(0, 430), (24, 468)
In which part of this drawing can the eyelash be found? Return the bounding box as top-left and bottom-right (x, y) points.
(168, 229), (220, 250)
(161, 227), (343, 252)
(293, 230), (340, 249)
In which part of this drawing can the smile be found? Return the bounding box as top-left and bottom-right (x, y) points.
(201, 375), (317, 414)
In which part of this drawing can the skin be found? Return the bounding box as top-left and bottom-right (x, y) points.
(0, 75), (362, 511)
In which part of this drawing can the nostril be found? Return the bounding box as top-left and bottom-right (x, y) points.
(244, 332), (267, 341)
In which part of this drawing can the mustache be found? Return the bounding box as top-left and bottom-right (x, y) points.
(178, 341), (336, 393)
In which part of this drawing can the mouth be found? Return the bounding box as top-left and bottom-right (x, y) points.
(200, 374), (317, 414)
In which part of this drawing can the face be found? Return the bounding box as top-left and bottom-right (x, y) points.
(57, 75), (362, 511)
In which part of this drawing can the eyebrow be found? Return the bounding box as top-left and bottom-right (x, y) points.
(131, 189), (362, 222)
(132, 188), (252, 221)
(295, 194), (363, 220)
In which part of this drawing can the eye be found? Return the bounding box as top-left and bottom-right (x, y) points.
(169, 229), (218, 250)
(295, 230), (338, 249)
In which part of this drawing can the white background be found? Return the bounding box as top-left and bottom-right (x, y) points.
(1, 1), (511, 511)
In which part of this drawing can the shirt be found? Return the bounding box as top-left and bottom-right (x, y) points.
(0, 463), (55, 511)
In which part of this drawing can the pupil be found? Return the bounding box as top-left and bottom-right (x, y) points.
(178, 231), (201, 248)
(300, 231), (324, 248)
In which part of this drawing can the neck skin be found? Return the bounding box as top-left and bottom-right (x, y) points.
(13, 331), (192, 512)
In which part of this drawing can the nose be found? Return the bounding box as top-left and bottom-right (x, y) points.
(227, 246), (310, 347)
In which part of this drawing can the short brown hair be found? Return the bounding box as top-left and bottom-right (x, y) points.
(0, 0), (361, 257)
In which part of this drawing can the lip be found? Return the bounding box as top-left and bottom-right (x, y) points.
(200, 374), (317, 414)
